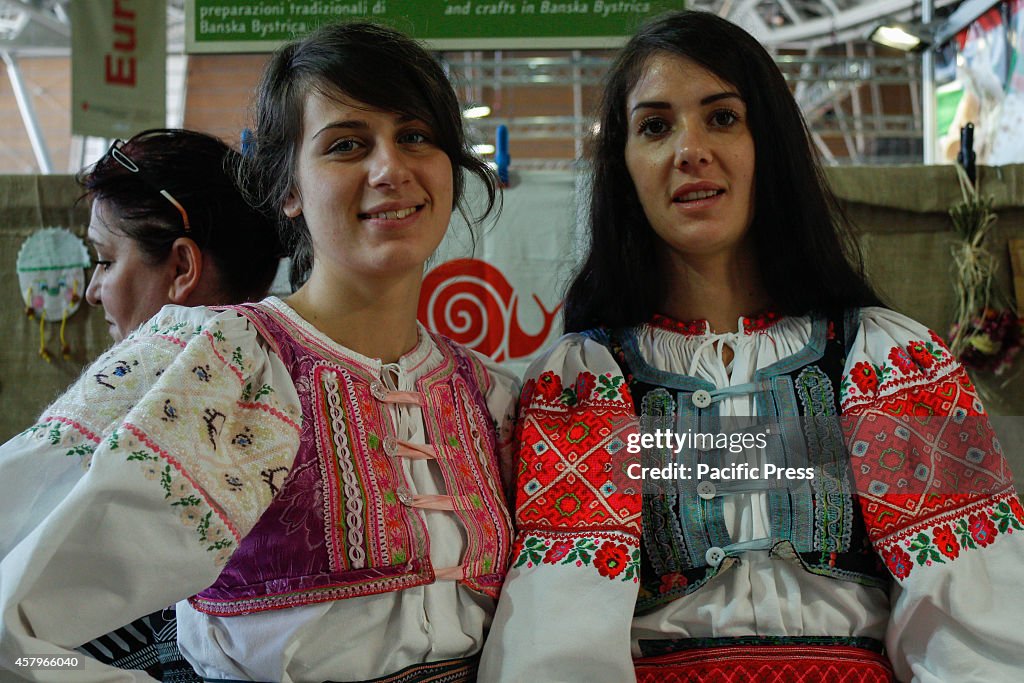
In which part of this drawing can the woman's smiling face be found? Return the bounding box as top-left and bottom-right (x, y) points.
(283, 91), (454, 285)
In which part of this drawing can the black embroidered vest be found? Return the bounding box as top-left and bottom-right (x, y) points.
(585, 312), (890, 614)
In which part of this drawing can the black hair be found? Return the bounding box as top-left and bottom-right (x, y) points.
(79, 128), (282, 302)
(241, 21), (499, 291)
(563, 10), (882, 332)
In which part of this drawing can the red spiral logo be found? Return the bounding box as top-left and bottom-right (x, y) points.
(418, 258), (561, 362)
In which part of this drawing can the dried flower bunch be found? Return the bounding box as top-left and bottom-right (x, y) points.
(948, 164), (1023, 376)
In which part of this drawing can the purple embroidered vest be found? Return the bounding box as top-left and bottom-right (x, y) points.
(190, 301), (512, 616)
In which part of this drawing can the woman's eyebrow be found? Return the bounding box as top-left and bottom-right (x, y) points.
(629, 91), (743, 116)
(313, 120), (368, 139)
(702, 91), (743, 105)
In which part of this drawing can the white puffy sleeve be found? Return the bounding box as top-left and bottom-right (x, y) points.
(467, 350), (521, 500)
(840, 307), (1024, 682)
(0, 305), (301, 682)
(480, 334), (642, 683)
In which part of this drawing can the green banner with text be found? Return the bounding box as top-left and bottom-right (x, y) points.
(185, 0), (683, 53)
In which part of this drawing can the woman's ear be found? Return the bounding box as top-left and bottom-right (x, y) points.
(283, 188), (302, 218)
(166, 237), (204, 304)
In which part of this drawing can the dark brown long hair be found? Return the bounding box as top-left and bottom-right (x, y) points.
(564, 10), (881, 332)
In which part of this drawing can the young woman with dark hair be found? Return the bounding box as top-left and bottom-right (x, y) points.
(482, 10), (1024, 682)
(564, 10), (880, 332)
(0, 23), (515, 683)
(241, 22), (498, 292)
(81, 128), (282, 342)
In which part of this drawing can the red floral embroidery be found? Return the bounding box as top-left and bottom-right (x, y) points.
(544, 540), (575, 563)
(929, 329), (951, 351)
(574, 372), (597, 404)
(933, 526), (960, 559)
(850, 361), (879, 394)
(969, 513), (997, 547)
(885, 547), (913, 580)
(650, 314), (707, 336)
(659, 572), (688, 594)
(906, 341), (935, 369)
(535, 371), (563, 402)
(887, 347), (916, 375)
(511, 536), (524, 560)
(594, 541), (630, 579)
(1010, 497), (1024, 524)
(742, 310), (781, 335)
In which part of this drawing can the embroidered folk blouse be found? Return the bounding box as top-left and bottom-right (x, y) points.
(0, 298), (518, 683)
(479, 307), (1024, 683)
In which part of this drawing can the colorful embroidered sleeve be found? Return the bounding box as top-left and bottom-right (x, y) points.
(0, 305), (301, 681)
(841, 307), (1024, 682)
(480, 334), (642, 683)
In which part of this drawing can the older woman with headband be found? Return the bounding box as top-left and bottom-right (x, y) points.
(76, 127), (280, 683)
(0, 22), (515, 683)
(82, 128), (282, 341)
(482, 10), (1024, 682)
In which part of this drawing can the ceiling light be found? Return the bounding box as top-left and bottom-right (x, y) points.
(463, 105), (491, 119)
(869, 1), (1003, 52)
(473, 144), (495, 155)
(868, 23), (929, 52)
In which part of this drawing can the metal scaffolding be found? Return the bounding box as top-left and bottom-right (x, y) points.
(0, 0), (967, 172)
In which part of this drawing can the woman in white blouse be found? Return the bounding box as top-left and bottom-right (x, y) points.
(0, 22), (516, 683)
(481, 10), (1024, 683)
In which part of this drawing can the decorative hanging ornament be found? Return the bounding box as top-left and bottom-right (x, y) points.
(16, 227), (91, 362)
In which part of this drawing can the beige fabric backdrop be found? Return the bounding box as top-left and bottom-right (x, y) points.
(1, 166), (1022, 444)
(0, 175), (111, 442)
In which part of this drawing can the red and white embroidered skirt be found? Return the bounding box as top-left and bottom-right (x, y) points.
(634, 642), (895, 683)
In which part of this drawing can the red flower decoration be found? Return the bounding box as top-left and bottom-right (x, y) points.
(885, 546), (913, 580)
(742, 310), (781, 335)
(850, 361), (879, 395)
(929, 329), (950, 352)
(969, 513), (998, 547)
(933, 525), (960, 559)
(544, 540), (575, 563)
(907, 341), (935, 369)
(888, 347), (916, 375)
(574, 372), (597, 404)
(1009, 497), (1024, 524)
(659, 572), (688, 594)
(594, 541), (630, 579)
(535, 371), (563, 402)
(650, 314), (707, 336)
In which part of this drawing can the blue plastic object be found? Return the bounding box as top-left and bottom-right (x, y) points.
(495, 124), (510, 186)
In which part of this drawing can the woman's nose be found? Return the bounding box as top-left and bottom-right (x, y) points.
(674, 128), (712, 168)
(367, 142), (413, 189)
(85, 268), (101, 307)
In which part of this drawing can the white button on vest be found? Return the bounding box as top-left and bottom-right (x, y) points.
(396, 486), (413, 506)
(697, 481), (717, 500)
(696, 438), (715, 453)
(705, 546), (726, 567)
(370, 380), (388, 401)
(692, 389), (712, 408)
(383, 435), (398, 456)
